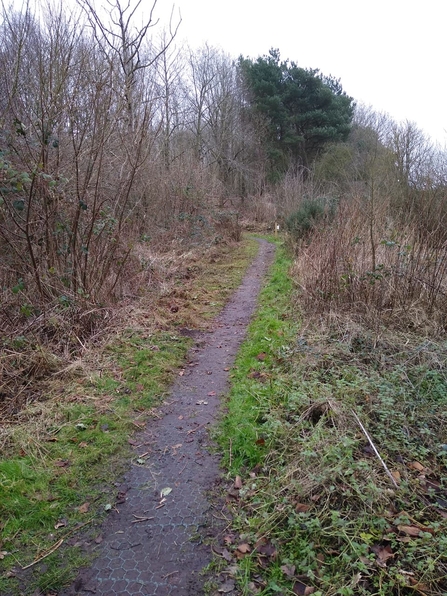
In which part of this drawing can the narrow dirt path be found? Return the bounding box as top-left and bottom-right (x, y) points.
(63, 239), (275, 596)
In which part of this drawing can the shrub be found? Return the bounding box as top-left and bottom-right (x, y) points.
(285, 197), (335, 241)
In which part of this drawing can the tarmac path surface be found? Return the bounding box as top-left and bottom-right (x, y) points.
(62, 239), (275, 596)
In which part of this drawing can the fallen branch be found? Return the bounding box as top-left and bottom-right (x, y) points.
(162, 570), (179, 579)
(22, 518), (94, 570)
(351, 410), (399, 489)
(22, 538), (64, 570)
(131, 515), (154, 524)
(187, 422), (209, 435)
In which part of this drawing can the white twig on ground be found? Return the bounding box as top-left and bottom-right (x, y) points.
(351, 410), (399, 489)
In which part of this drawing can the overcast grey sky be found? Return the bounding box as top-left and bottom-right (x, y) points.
(157, 0), (446, 146)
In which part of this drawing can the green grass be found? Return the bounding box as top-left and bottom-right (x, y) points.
(218, 241), (447, 595)
(218, 242), (297, 472)
(0, 235), (259, 595)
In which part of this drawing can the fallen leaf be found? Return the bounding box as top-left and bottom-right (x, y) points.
(224, 535), (234, 545)
(255, 540), (277, 559)
(223, 367), (230, 371)
(79, 502), (90, 514)
(54, 519), (67, 529)
(55, 459), (70, 468)
(178, 415), (184, 420)
(316, 552), (325, 565)
(116, 491), (127, 504)
(160, 487), (172, 498)
(248, 370), (262, 379)
(94, 536), (103, 544)
(78, 442), (88, 448)
(178, 370), (185, 377)
(391, 470), (401, 483)
(256, 352), (267, 361)
(237, 543), (251, 554)
(255, 437), (265, 446)
(406, 577), (430, 591)
(409, 461), (425, 471)
(371, 543), (394, 566)
(208, 391), (216, 396)
(281, 564), (296, 577)
(424, 477), (442, 492)
(234, 476), (243, 489)
(293, 579), (315, 595)
(218, 580), (235, 593)
(296, 503), (311, 513)
(213, 545), (233, 562)
(311, 494), (322, 502)
(397, 525), (421, 537)
(227, 487), (240, 499)
(226, 565), (239, 577)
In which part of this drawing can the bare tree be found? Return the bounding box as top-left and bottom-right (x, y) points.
(154, 30), (185, 170)
(0, 0), (176, 304)
(76, 0), (180, 131)
(184, 45), (261, 201)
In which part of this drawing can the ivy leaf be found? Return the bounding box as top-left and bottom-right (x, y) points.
(13, 199), (24, 211)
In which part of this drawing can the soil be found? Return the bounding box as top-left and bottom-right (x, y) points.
(60, 239), (275, 596)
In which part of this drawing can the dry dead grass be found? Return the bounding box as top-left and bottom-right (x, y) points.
(0, 235), (252, 435)
(292, 197), (447, 333)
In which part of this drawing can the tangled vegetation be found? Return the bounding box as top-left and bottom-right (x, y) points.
(217, 244), (447, 595)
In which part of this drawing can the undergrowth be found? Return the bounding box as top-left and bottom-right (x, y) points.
(0, 236), (258, 595)
(218, 241), (447, 595)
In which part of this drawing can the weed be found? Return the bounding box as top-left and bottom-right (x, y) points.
(218, 241), (447, 595)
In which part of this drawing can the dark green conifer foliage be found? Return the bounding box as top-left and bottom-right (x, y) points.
(239, 49), (354, 180)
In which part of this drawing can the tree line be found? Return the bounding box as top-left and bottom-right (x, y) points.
(1, 0), (445, 324)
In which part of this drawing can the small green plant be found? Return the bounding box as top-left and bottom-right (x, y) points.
(285, 197), (335, 241)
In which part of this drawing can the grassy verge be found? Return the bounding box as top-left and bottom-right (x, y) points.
(0, 237), (259, 596)
(217, 241), (447, 595)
